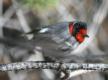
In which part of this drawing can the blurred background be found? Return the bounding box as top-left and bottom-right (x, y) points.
(0, 0), (108, 80)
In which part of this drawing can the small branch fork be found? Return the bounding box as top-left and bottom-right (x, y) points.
(0, 61), (108, 71)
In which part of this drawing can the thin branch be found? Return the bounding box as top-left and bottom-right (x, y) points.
(0, 0), (3, 16)
(0, 61), (108, 71)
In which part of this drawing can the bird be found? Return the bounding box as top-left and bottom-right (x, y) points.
(24, 21), (89, 61)
(0, 21), (89, 80)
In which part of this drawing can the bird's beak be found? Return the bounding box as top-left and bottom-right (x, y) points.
(84, 34), (89, 37)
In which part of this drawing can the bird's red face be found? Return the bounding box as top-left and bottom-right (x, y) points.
(75, 28), (87, 43)
(69, 22), (89, 43)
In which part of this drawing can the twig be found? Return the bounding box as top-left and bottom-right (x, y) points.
(0, 0), (3, 16)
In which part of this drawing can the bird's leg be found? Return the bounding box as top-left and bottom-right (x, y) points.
(56, 62), (70, 80)
(57, 69), (70, 80)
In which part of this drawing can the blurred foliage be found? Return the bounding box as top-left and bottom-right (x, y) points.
(19, 0), (58, 10)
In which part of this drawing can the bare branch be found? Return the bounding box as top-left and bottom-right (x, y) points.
(0, 61), (108, 71)
(0, 0), (3, 16)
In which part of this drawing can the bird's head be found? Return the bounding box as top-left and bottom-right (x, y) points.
(69, 21), (89, 43)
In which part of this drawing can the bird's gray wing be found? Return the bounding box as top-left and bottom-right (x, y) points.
(33, 34), (72, 60)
